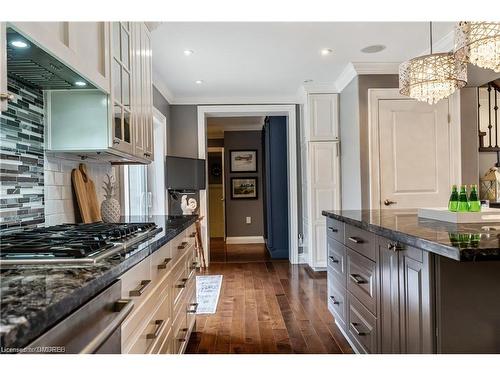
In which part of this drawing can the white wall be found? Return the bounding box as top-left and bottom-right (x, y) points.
(44, 155), (116, 226)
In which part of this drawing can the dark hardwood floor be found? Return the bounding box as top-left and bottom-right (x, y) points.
(186, 258), (353, 354)
(209, 237), (271, 263)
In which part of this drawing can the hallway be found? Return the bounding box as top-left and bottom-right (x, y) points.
(186, 261), (353, 354)
(209, 238), (271, 262)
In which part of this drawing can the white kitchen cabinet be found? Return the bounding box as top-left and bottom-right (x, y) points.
(131, 23), (154, 161)
(307, 93), (339, 141)
(110, 22), (134, 155)
(9, 22), (110, 93)
(301, 92), (341, 270)
(305, 142), (340, 269)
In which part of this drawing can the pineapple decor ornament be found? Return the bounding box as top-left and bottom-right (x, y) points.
(101, 174), (121, 223)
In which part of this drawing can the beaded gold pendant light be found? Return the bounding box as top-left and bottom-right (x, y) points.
(399, 22), (467, 105)
(454, 22), (500, 73)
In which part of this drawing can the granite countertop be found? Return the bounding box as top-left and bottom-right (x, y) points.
(0, 215), (198, 350)
(322, 209), (500, 262)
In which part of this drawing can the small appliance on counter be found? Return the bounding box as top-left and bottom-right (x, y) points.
(0, 222), (161, 266)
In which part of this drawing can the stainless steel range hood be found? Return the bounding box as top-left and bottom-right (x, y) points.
(6, 27), (96, 90)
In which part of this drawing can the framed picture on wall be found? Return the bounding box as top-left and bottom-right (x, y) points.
(231, 177), (258, 199)
(230, 150), (257, 172)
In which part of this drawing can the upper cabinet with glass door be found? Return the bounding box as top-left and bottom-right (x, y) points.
(111, 22), (133, 154)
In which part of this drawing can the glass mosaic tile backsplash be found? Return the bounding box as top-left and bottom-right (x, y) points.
(0, 77), (45, 230)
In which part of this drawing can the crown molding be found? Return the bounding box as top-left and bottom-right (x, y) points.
(334, 62), (400, 92)
(171, 95), (299, 105)
(152, 72), (175, 104)
(302, 82), (338, 94)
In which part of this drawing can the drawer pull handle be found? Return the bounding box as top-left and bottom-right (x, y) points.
(178, 328), (188, 342)
(328, 227), (338, 233)
(129, 279), (151, 297)
(176, 278), (188, 289)
(329, 295), (340, 305)
(157, 258), (172, 269)
(387, 242), (402, 252)
(189, 232), (196, 238)
(350, 322), (367, 336)
(146, 319), (166, 340)
(190, 261), (198, 270)
(349, 274), (367, 285)
(178, 242), (188, 250)
(187, 302), (199, 313)
(348, 236), (364, 244)
(328, 256), (339, 264)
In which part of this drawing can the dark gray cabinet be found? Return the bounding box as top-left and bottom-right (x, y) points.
(378, 237), (434, 354)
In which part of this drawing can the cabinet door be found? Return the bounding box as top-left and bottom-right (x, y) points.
(142, 24), (154, 161)
(110, 22), (134, 154)
(379, 236), (401, 353)
(308, 94), (339, 141)
(131, 22), (145, 157)
(0, 22), (7, 113)
(399, 246), (434, 354)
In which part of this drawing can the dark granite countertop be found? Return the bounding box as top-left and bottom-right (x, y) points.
(322, 209), (500, 262)
(0, 215), (198, 350)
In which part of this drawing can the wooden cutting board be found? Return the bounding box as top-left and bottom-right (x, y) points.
(72, 163), (102, 223)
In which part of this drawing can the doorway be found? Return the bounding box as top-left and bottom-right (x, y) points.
(369, 89), (460, 209)
(197, 105), (298, 266)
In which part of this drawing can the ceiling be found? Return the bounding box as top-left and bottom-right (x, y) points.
(152, 22), (455, 104)
(207, 116), (265, 138)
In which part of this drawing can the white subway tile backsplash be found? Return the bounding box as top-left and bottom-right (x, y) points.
(43, 155), (116, 226)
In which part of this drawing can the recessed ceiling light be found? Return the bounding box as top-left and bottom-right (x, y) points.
(195, 80), (204, 85)
(303, 79), (314, 83)
(184, 49), (194, 56)
(320, 48), (334, 56)
(11, 40), (29, 48)
(74, 81), (87, 87)
(361, 44), (386, 54)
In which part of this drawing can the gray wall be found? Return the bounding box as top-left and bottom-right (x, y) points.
(340, 77), (362, 210)
(339, 74), (399, 209)
(224, 131), (264, 237)
(153, 85), (170, 120)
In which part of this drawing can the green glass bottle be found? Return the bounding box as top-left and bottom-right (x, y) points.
(457, 185), (470, 212)
(468, 184), (481, 212)
(448, 185), (459, 212)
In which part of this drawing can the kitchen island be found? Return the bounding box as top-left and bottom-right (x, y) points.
(322, 209), (500, 354)
(0, 215), (198, 353)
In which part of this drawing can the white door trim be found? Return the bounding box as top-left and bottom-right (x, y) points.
(368, 88), (460, 209)
(197, 104), (298, 265)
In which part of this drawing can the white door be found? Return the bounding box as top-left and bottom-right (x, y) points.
(378, 99), (450, 209)
(147, 110), (167, 216)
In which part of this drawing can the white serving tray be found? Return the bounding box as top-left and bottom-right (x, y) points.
(418, 207), (500, 223)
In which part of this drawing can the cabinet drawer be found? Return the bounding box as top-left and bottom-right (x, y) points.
(122, 268), (171, 349)
(172, 307), (188, 354)
(120, 257), (152, 308)
(345, 224), (376, 261)
(327, 280), (347, 329)
(127, 291), (171, 354)
(150, 242), (172, 283)
(326, 217), (344, 243)
(327, 237), (347, 286)
(158, 328), (174, 354)
(347, 248), (377, 315)
(347, 292), (377, 354)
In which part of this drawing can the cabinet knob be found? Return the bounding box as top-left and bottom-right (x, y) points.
(384, 199), (397, 206)
(0, 93), (15, 101)
(387, 242), (402, 252)
(113, 139), (120, 145)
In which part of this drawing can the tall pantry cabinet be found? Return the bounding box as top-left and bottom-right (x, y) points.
(301, 93), (340, 270)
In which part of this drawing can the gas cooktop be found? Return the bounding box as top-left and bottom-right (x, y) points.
(0, 222), (162, 265)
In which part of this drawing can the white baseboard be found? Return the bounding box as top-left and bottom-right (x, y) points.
(225, 236), (265, 244)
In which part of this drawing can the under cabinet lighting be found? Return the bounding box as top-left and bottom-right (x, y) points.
(74, 81), (87, 87)
(11, 40), (29, 48)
